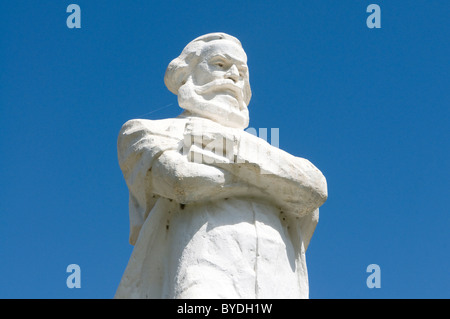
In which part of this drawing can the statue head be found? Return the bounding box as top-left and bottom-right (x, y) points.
(164, 33), (251, 129)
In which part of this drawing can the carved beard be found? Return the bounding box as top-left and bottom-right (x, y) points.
(177, 76), (250, 130)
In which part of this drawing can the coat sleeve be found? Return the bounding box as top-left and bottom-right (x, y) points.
(117, 119), (181, 245)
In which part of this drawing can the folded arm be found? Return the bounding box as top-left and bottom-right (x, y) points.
(118, 118), (327, 216)
(118, 119), (258, 205)
(189, 130), (328, 216)
(150, 149), (261, 204)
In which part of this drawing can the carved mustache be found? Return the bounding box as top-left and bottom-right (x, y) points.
(194, 79), (245, 104)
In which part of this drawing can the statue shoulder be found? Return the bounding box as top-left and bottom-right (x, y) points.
(119, 117), (187, 137)
(117, 117), (187, 167)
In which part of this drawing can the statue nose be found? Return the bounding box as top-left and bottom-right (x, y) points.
(225, 65), (239, 83)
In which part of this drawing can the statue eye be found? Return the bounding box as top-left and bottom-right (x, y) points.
(216, 62), (224, 68)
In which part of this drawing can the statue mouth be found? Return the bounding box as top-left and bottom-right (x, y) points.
(194, 79), (245, 109)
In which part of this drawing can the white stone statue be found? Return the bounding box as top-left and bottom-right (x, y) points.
(115, 33), (327, 299)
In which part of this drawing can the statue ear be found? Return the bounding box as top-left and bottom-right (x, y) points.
(165, 51), (201, 96)
(164, 58), (189, 95)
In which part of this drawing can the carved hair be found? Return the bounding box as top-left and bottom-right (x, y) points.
(164, 32), (251, 105)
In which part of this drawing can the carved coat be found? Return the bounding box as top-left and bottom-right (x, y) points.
(114, 116), (326, 298)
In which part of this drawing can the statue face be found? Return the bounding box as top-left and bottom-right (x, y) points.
(192, 40), (249, 111)
(178, 39), (250, 129)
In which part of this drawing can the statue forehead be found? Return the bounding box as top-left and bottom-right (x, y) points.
(198, 40), (248, 64)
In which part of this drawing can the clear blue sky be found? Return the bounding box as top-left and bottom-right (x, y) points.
(0, 1), (448, 299)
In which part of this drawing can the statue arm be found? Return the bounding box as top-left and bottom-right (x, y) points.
(198, 132), (328, 216)
(117, 119), (259, 205)
(118, 119), (326, 214)
(213, 161), (327, 217)
(150, 149), (260, 204)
